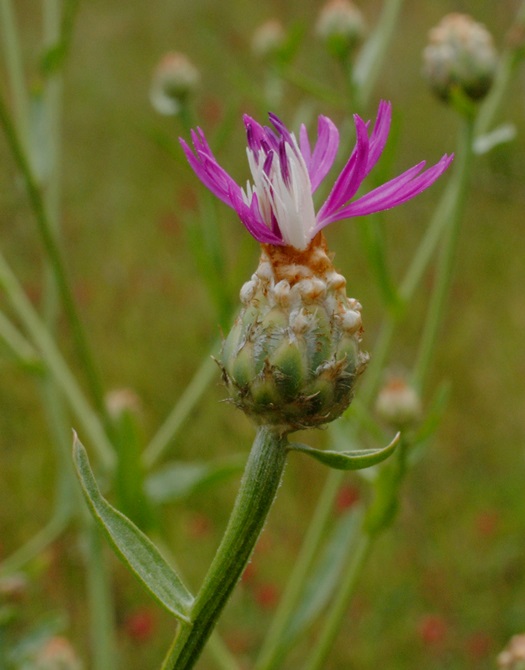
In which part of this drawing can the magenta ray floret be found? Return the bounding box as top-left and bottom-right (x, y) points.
(180, 101), (453, 250)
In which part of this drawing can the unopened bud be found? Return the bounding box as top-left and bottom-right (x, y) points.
(0, 573), (28, 601)
(219, 234), (369, 431)
(316, 0), (366, 60)
(105, 388), (141, 420)
(423, 13), (498, 102)
(375, 374), (421, 429)
(252, 20), (287, 61)
(150, 52), (200, 115)
(498, 634), (525, 670)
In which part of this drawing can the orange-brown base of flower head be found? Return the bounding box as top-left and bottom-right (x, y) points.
(219, 233), (369, 431)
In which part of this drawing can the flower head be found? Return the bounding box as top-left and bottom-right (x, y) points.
(423, 14), (498, 103)
(180, 101), (452, 251)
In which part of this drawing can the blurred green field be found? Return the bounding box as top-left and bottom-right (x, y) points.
(1, 0), (525, 668)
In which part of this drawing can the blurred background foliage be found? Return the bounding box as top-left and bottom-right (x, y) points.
(1, 0), (525, 668)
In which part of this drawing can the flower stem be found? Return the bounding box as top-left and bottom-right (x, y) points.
(305, 533), (372, 670)
(412, 116), (475, 391)
(475, 0), (525, 138)
(255, 463), (344, 670)
(0, 249), (115, 470)
(353, 0), (405, 109)
(0, 92), (109, 428)
(162, 426), (289, 670)
(0, 0), (29, 150)
(142, 345), (219, 469)
(85, 522), (118, 670)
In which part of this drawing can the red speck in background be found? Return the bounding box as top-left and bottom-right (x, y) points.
(185, 512), (213, 539)
(158, 211), (181, 235)
(124, 609), (156, 643)
(254, 583), (280, 610)
(418, 614), (448, 646)
(475, 509), (500, 538)
(335, 484), (360, 514)
(465, 631), (494, 660)
(241, 562), (257, 584)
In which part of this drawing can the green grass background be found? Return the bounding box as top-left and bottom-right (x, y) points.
(1, 0), (525, 668)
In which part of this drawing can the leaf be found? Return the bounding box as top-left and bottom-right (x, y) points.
(288, 432), (400, 470)
(145, 456), (244, 504)
(73, 435), (194, 622)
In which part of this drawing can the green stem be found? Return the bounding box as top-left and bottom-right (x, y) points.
(0, 249), (115, 470)
(475, 0), (525, 138)
(0, 0), (30, 150)
(151, 533), (241, 670)
(353, 0), (405, 109)
(85, 522), (118, 670)
(0, 309), (41, 369)
(0, 92), (109, 427)
(0, 508), (68, 578)
(304, 533), (372, 670)
(255, 465), (344, 670)
(162, 426), (289, 670)
(142, 347), (219, 469)
(412, 117), (475, 391)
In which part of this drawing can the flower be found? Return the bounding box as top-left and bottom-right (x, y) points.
(316, 0), (367, 60)
(150, 52), (200, 116)
(180, 101), (453, 251)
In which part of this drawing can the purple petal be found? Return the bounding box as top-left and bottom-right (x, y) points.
(317, 154), (454, 226)
(301, 115), (340, 193)
(364, 100), (392, 178)
(180, 137), (243, 209)
(268, 112), (295, 147)
(244, 115), (279, 153)
(316, 114), (370, 222)
(228, 188), (284, 244)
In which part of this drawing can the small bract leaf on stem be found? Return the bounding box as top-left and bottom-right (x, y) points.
(288, 432), (400, 470)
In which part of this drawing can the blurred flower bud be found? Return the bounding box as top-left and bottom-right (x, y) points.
(0, 573), (28, 601)
(150, 52), (200, 116)
(252, 20), (287, 61)
(316, 0), (367, 60)
(34, 637), (83, 670)
(220, 236), (369, 431)
(498, 635), (525, 670)
(423, 14), (498, 102)
(375, 374), (421, 429)
(105, 387), (142, 421)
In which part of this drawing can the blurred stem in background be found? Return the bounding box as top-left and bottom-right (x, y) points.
(0, 3), (119, 668)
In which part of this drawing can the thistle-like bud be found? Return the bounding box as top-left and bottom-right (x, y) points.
(498, 634), (525, 670)
(316, 0), (367, 60)
(251, 20), (287, 61)
(423, 13), (498, 102)
(150, 52), (200, 116)
(375, 373), (422, 429)
(219, 234), (369, 431)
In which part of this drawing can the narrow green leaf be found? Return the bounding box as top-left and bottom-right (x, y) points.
(288, 432), (399, 470)
(73, 435), (194, 622)
(146, 456), (244, 504)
